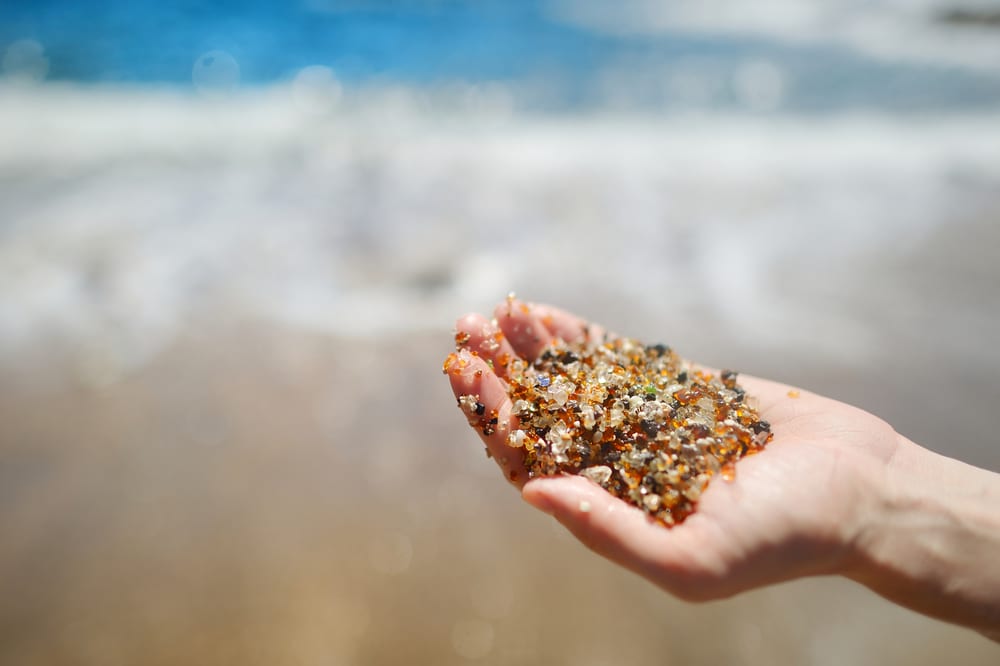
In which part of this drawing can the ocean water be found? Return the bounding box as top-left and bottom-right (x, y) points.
(3, 0), (1000, 110)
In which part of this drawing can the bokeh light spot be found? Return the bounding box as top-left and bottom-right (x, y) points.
(2, 39), (49, 83)
(292, 65), (343, 114)
(192, 50), (240, 96)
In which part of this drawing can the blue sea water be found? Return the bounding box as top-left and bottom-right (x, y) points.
(3, 0), (1000, 111)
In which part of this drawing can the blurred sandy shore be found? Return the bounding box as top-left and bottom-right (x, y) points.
(2, 319), (999, 665)
(1, 86), (999, 663)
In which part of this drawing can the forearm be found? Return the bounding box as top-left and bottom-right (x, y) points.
(847, 434), (1000, 640)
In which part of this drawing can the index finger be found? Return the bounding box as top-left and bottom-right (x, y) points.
(444, 349), (527, 486)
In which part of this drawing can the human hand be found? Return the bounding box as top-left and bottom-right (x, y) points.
(445, 297), (902, 602)
(447, 299), (1000, 639)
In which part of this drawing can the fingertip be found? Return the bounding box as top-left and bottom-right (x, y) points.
(455, 313), (483, 333)
(521, 478), (555, 515)
(494, 298), (551, 360)
(530, 304), (597, 345)
(453, 313), (487, 356)
(521, 475), (610, 521)
(494, 300), (609, 358)
(454, 311), (518, 377)
(492, 299), (515, 324)
(446, 352), (508, 424)
(446, 348), (481, 394)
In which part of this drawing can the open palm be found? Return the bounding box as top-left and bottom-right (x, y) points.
(447, 298), (902, 600)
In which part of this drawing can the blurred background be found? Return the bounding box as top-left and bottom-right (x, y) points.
(2, 1), (1000, 664)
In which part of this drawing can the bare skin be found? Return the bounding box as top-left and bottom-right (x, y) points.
(446, 298), (1000, 642)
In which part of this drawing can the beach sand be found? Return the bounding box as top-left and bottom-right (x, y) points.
(3, 322), (999, 665)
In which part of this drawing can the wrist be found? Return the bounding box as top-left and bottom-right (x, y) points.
(846, 434), (1000, 637)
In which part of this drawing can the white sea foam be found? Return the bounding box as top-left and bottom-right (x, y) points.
(1, 84), (998, 376)
(549, 0), (1000, 72)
